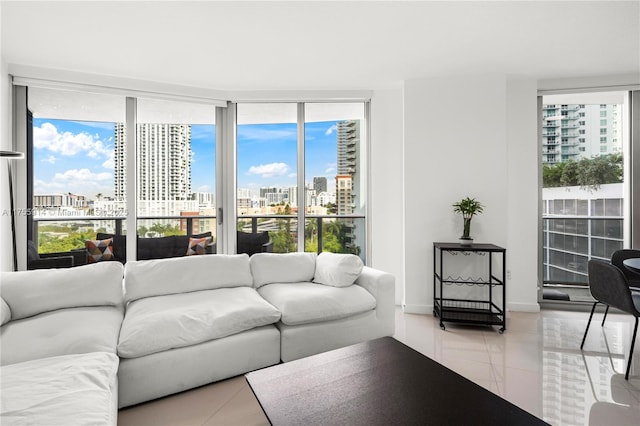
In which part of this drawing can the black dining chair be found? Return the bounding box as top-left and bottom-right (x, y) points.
(580, 259), (640, 380)
(611, 249), (640, 291)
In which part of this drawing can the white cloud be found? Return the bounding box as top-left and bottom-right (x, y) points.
(248, 162), (290, 178)
(41, 155), (57, 164)
(54, 168), (112, 182)
(238, 127), (296, 142)
(324, 163), (337, 174)
(34, 122), (113, 162)
(325, 124), (337, 136)
(102, 157), (115, 169)
(34, 168), (114, 197)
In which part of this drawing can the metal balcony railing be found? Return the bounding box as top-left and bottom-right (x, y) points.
(32, 213), (366, 256)
(542, 216), (624, 287)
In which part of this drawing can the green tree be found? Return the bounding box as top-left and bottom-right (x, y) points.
(560, 160), (580, 187)
(542, 162), (565, 187)
(325, 202), (337, 215)
(272, 204), (296, 253)
(137, 225), (149, 237)
(547, 154), (624, 191)
(578, 153), (622, 190)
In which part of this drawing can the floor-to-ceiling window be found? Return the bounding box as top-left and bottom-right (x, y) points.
(135, 98), (217, 258)
(304, 103), (366, 257)
(23, 86), (221, 263)
(16, 81), (370, 267)
(28, 87), (126, 256)
(540, 91), (631, 303)
(236, 103), (299, 253)
(235, 101), (368, 260)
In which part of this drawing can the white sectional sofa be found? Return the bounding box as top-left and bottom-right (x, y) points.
(0, 251), (395, 422)
(0, 262), (124, 425)
(251, 252), (395, 362)
(117, 254), (282, 407)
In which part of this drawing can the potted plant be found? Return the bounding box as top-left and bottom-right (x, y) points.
(452, 197), (484, 245)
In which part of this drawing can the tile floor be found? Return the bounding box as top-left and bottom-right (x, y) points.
(118, 307), (640, 425)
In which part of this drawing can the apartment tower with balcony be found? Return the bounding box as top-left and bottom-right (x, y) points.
(542, 104), (621, 165)
(114, 123), (195, 217)
(336, 120), (362, 252)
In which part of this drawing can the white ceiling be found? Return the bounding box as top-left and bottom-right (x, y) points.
(1, 1), (639, 92)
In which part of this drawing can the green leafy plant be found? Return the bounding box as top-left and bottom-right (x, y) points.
(452, 197), (484, 239)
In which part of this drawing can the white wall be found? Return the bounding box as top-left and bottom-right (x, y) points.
(505, 76), (540, 311)
(370, 88), (404, 304)
(401, 74), (540, 313)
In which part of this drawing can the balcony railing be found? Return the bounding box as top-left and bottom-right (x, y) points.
(32, 215), (217, 251)
(542, 216), (624, 287)
(32, 213), (365, 258)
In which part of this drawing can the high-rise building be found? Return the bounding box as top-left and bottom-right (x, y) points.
(313, 176), (327, 194)
(335, 120), (362, 253)
(336, 120), (360, 213)
(337, 120), (359, 175)
(542, 104), (621, 164)
(115, 123), (194, 216)
(336, 175), (353, 216)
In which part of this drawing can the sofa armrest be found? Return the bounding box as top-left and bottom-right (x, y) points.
(355, 266), (395, 331)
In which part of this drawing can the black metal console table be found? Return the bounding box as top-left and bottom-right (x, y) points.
(433, 242), (506, 332)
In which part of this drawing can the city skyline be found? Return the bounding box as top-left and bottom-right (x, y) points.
(33, 118), (342, 201)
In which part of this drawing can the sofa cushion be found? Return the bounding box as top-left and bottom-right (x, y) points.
(118, 287), (281, 358)
(0, 262), (124, 320)
(258, 282), (376, 326)
(237, 231), (269, 256)
(0, 352), (119, 425)
(124, 254), (253, 303)
(85, 237), (114, 263)
(1, 297), (10, 326)
(250, 252), (317, 288)
(0, 306), (124, 366)
(137, 235), (175, 260)
(313, 252), (364, 288)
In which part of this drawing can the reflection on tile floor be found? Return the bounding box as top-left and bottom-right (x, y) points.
(118, 308), (640, 425)
(395, 308), (640, 425)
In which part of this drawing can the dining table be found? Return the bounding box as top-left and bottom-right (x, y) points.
(622, 257), (640, 274)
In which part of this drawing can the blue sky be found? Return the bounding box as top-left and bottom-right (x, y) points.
(32, 118), (339, 199)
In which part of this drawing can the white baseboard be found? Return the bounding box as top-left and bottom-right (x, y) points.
(507, 302), (540, 313)
(402, 304), (432, 315)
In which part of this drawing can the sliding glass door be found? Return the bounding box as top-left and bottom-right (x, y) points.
(540, 91), (630, 303)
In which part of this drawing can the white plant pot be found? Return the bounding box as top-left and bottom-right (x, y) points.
(459, 237), (473, 246)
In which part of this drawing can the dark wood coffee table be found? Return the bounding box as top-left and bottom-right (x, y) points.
(246, 337), (547, 425)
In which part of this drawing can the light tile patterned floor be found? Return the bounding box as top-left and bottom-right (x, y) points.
(118, 307), (640, 425)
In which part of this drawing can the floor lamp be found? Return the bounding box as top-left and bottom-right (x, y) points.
(1, 150), (24, 271)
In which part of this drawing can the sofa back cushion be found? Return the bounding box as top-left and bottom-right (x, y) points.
(250, 252), (317, 288)
(124, 254), (253, 303)
(97, 232), (213, 262)
(137, 236), (176, 260)
(313, 252), (364, 288)
(0, 262), (124, 321)
(237, 231), (269, 256)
